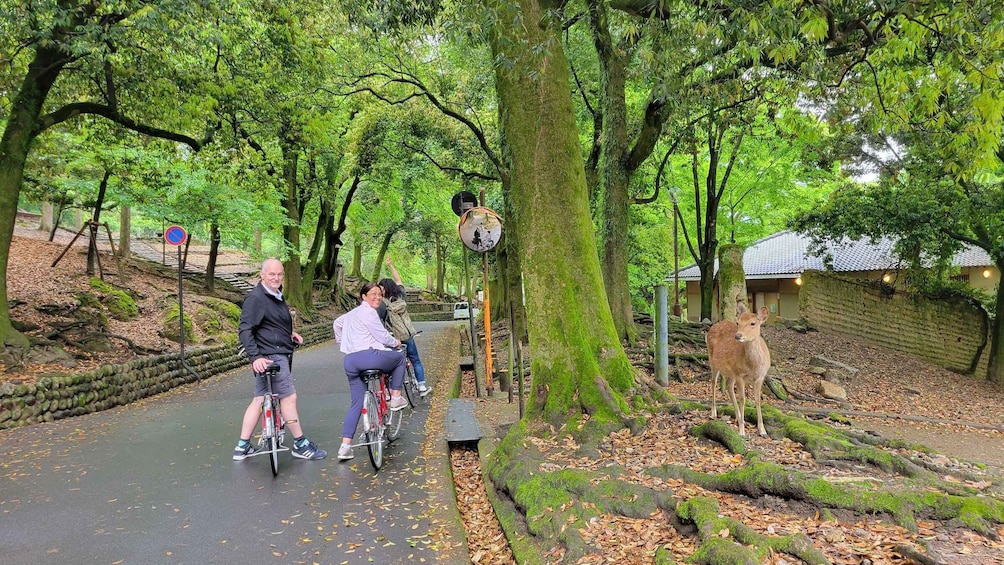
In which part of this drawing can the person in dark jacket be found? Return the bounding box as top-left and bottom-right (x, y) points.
(233, 258), (326, 461)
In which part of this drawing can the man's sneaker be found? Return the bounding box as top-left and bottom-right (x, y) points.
(337, 443), (354, 461)
(417, 382), (430, 396)
(233, 441), (260, 461)
(389, 396), (408, 411)
(292, 439), (327, 460)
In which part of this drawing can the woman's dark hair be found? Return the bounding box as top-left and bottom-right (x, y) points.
(359, 282), (381, 299)
(378, 278), (404, 300)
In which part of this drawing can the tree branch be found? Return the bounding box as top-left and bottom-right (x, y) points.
(340, 66), (506, 184)
(36, 102), (213, 151)
(400, 141), (499, 182)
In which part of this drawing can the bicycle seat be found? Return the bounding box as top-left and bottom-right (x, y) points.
(264, 362), (281, 373)
(359, 369), (383, 381)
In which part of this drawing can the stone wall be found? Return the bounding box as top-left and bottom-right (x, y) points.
(0, 321), (333, 430)
(798, 270), (989, 374)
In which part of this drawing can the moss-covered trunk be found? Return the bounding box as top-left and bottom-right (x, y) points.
(0, 41), (69, 349)
(589, 0), (635, 346)
(484, 0), (634, 427)
(717, 244), (746, 322)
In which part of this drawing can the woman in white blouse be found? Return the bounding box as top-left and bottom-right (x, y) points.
(332, 282), (407, 460)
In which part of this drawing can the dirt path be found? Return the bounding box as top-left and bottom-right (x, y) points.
(853, 418), (1004, 470)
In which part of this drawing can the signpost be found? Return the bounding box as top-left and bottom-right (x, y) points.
(456, 198), (504, 394)
(165, 226), (199, 380)
(452, 191), (482, 396)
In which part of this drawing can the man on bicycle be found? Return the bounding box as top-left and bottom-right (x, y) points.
(233, 258), (327, 461)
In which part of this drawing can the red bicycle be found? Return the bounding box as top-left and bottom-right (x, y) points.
(353, 367), (403, 470)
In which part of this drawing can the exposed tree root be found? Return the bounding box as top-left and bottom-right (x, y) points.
(678, 496), (829, 565)
(691, 420), (748, 455)
(896, 542), (951, 565)
(486, 398), (1004, 564)
(647, 459), (1004, 537)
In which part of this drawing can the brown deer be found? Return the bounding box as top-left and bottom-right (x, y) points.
(706, 303), (771, 437)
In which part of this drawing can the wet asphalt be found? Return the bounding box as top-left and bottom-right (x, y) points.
(0, 321), (467, 564)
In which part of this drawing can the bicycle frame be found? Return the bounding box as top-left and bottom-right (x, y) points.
(253, 364), (288, 476)
(354, 367), (403, 470)
(356, 371), (390, 448)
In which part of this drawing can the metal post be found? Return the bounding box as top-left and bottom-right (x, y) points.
(463, 247), (481, 398)
(655, 285), (669, 386)
(177, 245), (200, 380)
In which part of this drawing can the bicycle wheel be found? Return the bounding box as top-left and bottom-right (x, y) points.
(402, 364), (417, 408)
(264, 398), (279, 476)
(385, 402), (402, 442)
(363, 390), (384, 470)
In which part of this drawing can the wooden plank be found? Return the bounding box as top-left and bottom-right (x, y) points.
(445, 398), (483, 443)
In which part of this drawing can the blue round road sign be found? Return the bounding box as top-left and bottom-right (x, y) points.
(164, 225), (187, 246)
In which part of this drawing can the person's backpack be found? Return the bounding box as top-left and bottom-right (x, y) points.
(385, 298), (417, 341)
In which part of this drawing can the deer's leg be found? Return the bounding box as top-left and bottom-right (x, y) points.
(752, 377), (767, 437)
(729, 376), (746, 437)
(710, 366), (719, 419)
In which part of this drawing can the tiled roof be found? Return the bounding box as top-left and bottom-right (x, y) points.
(673, 230), (992, 281)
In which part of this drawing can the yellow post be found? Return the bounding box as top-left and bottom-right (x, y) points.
(479, 188), (494, 392)
(483, 252), (493, 392)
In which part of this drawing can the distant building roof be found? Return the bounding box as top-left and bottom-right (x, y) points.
(673, 230), (992, 281)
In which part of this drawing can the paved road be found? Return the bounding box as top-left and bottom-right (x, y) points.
(0, 322), (466, 564)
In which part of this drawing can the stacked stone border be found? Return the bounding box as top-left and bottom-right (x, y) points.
(799, 270), (990, 375)
(0, 320), (332, 430)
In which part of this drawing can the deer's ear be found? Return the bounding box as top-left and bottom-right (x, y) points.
(758, 307), (769, 322)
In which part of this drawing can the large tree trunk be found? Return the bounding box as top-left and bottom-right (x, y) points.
(589, 0), (634, 345)
(279, 142), (308, 312)
(717, 244), (747, 322)
(485, 0), (634, 427)
(500, 189), (527, 346)
(0, 41), (68, 348)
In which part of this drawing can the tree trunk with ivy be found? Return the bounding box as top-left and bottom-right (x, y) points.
(485, 0), (635, 429)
